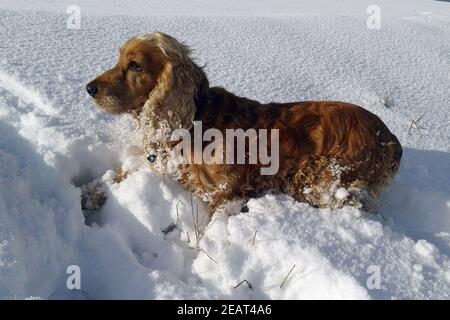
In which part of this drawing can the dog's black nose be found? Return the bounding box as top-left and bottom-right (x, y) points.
(86, 84), (98, 97)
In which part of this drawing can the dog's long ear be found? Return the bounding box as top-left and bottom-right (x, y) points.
(146, 61), (208, 131)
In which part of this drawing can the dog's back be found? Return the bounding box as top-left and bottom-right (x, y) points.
(187, 88), (402, 211)
(274, 100), (402, 209)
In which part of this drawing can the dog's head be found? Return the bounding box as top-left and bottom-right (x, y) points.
(86, 32), (206, 116)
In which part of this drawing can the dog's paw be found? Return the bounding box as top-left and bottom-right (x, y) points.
(81, 183), (107, 211)
(80, 167), (129, 211)
(214, 199), (247, 216)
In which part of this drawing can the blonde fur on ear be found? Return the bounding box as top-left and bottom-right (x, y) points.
(137, 32), (208, 177)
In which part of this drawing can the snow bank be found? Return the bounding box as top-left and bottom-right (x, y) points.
(0, 119), (211, 299)
(0, 0), (450, 299)
(0, 121), (81, 298)
(194, 196), (450, 299)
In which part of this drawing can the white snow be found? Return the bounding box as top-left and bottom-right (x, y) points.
(0, 0), (450, 299)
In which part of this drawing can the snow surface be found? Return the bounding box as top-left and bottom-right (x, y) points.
(0, 0), (450, 299)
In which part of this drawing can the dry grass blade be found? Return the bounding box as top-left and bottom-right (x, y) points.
(280, 264), (296, 288)
(416, 112), (426, 123)
(408, 112), (426, 137)
(203, 218), (217, 235)
(190, 194), (200, 248)
(175, 199), (181, 224)
(408, 121), (415, 135)
(199, 248), (217, 264)
(252, 230), (257, 245)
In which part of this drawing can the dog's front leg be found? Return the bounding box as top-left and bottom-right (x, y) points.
(207, 197), (248, 216)
(80, 167), (129, 211)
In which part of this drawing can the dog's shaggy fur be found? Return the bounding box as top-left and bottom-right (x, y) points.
(87, 32), (402, 213)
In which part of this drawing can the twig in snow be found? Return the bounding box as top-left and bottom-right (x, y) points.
(252, 230), (258, 245)
(408, 112), (425, 137)
(175, 199), (181, 224)
(199, 248), (217, 264)
(234, 279), (253, 290)
(280, 264), (296, 288)
(190, 194), (201, 248)
(203, 218), (217, 235)
(356, 91), (362, 105)
(356, 210), (367, 219)
(384, 95), (392, 108)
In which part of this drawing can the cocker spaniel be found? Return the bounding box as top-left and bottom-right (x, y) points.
(86, 32), (402, 213)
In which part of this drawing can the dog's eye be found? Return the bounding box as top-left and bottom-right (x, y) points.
(128, 61), (142, 72)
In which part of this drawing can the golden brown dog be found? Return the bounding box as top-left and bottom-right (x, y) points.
(86, 32), (402, 213)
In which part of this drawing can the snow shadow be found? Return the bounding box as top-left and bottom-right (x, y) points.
(381, 147), (450, 235)
(0, 121), (85, 298)
(0, 121), (198, 299)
